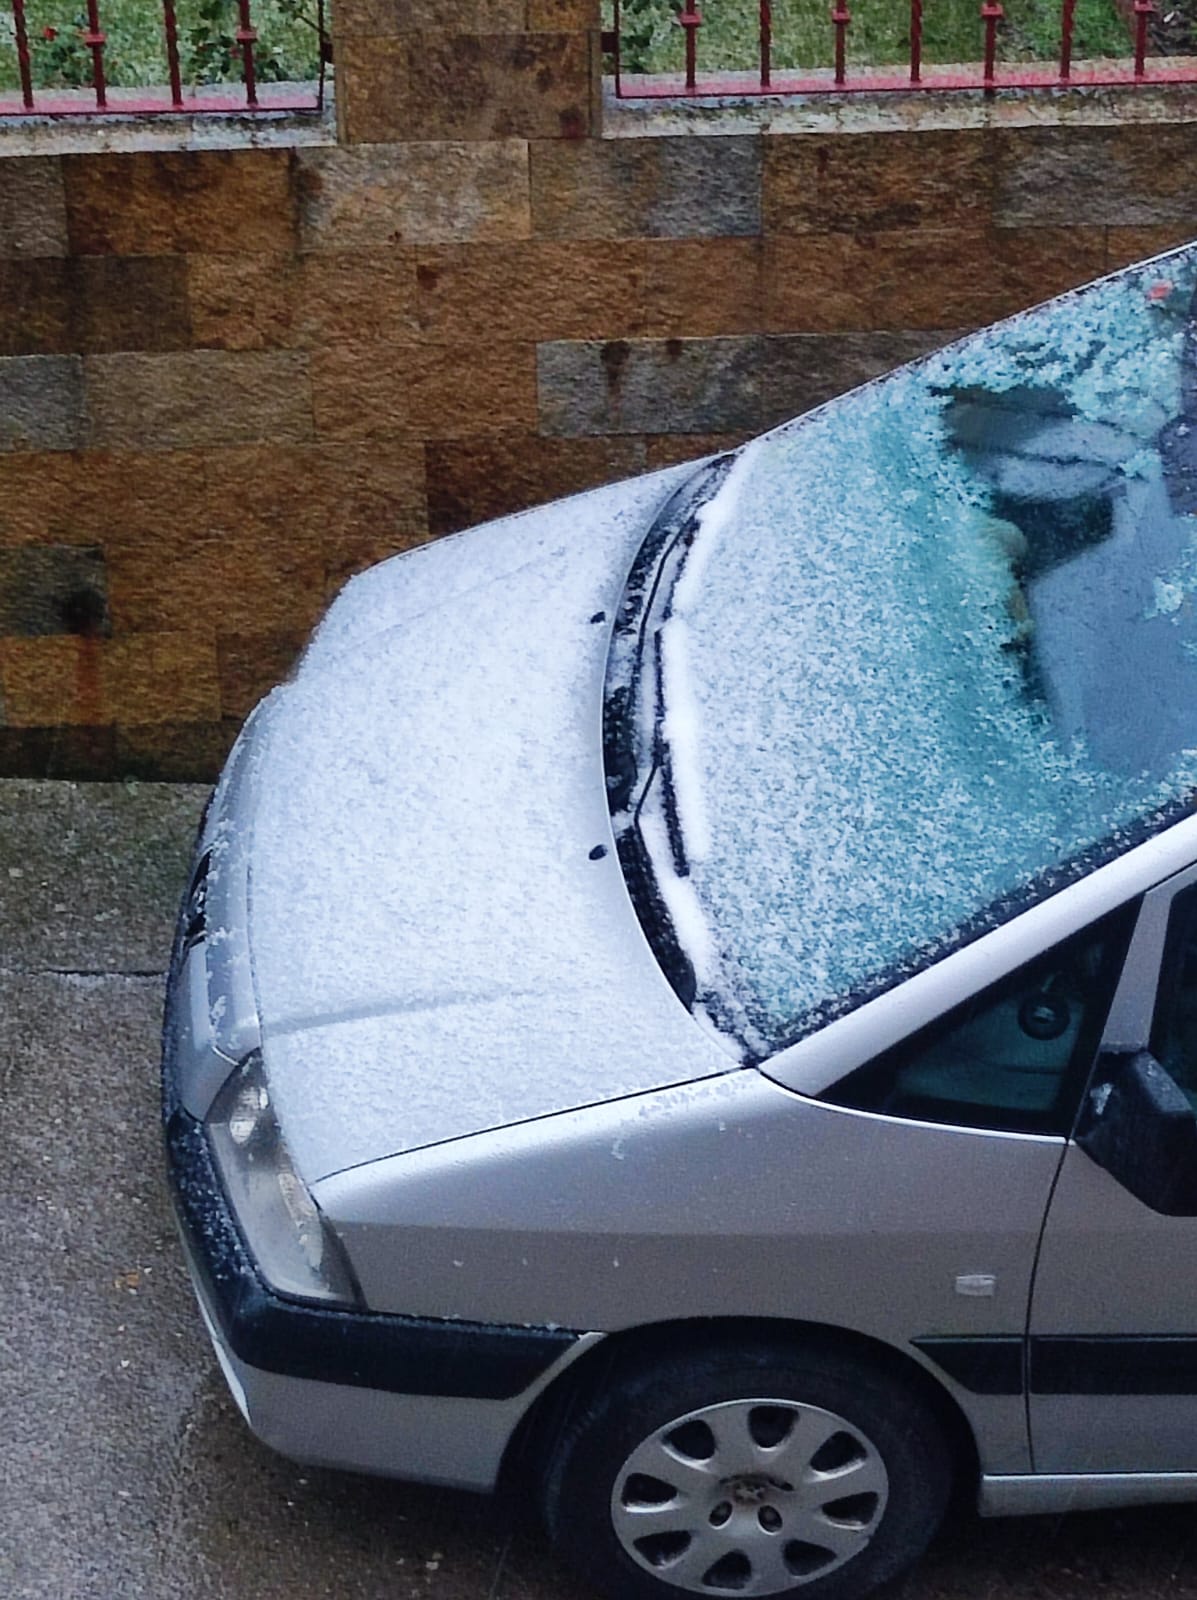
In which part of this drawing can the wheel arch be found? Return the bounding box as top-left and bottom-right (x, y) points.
(500, 1315), (981, 1508)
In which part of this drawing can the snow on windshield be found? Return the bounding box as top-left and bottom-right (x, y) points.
(658, 245), (1197, 1054)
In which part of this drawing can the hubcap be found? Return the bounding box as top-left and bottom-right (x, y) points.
(610, 1398), (888, 1595)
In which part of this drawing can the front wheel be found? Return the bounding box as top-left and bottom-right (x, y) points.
(542, 1340), (953, 1600)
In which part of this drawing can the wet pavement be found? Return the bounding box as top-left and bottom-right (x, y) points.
(4, 778), (1197, 1600)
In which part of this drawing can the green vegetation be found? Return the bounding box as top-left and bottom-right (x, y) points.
(607, 0), (1132, 75)
(0, 0), (322, 94)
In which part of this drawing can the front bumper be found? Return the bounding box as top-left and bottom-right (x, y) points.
(162, 945), (587, 1489)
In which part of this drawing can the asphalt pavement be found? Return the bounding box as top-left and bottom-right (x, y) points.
(4, 778), (1197, 1600)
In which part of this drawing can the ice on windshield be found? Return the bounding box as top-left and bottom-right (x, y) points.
(650, 244), (1197, 1055)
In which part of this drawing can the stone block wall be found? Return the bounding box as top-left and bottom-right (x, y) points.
(1, 2), (1196, 777)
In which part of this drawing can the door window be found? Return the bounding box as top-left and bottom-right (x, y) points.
(823, 905), (1137, 1134)
(1150, 882), (1197, 1110)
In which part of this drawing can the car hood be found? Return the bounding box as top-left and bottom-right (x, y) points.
(242, 465), (738, 1184)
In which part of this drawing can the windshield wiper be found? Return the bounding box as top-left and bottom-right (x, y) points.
(604, 454), (740, 1041)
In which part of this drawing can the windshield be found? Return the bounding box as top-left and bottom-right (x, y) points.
(608, 244), (1197, 1060)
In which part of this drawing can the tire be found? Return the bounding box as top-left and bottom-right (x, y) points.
(542, 1338), (953, 1600)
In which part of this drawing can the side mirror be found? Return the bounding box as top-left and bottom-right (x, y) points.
(1076, 1051), (1197, 1217)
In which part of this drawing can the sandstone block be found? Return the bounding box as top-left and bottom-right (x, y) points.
(527, 0), (597, 29)
(337, 37), (411, 145)
(0, 158), (67, 258)
(187, 254), (296, 351)
(312, 341), (537, 438)
(218, 631), (307, 718)
(0, 261), (70, 356)
(0, 356), (85, 451)
(1105, 225), (1197, 274)
(63, 150), (297, 256)
(102, 634), (221, 724)
(0, 545), (108, 637)
(426, 433), (647, 533)
(760, 330), (964, 429)
(414, 240), (647, 343)
(299, 142), (531, 249)
(642, 238), (764, 337)
(85, 352), (313, 450)
(105, 521), (326, 640)
(0, 450), (209, 546)
(115, 719), (238, 781)
(997, 124), (1197, 228)
(305, 442), (431, 592)
(192, 442), (428, 580)
(0, 256), (191, 357)
(0, 635), (96, 725)
(763, 129), (994, 235)
(764, 227), (1107, 334)
(538, 336), (764, 435)
(644, 433), (753, 469)
(189, 251), (419, 351)
(532, 137), (761, 240)
(335, 0), (526, 35)
(72, 256), (193, 353)
(0, 724), (117, 778)
(398, 32), (592, 142)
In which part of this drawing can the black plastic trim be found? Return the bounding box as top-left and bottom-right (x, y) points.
(912, 1336), (1024, 1394)
(915, 1333), (1197, 1396)
(1030, 1336), (1197, 1395)
(164, 1107), (579, 1400)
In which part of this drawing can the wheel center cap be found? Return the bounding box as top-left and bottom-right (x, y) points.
(727, 1475), (771, 1506)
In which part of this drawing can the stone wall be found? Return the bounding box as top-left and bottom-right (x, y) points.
(1, 2), (1195, 777)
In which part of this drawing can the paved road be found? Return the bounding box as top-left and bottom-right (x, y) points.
(4, 779), (1197, 1600)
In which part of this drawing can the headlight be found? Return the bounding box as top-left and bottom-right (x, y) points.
(207, 1052), (360, 1306)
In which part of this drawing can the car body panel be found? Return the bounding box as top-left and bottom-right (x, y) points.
(1029, 857), (1197, 1473)
(316, 1067), (1067, 1475)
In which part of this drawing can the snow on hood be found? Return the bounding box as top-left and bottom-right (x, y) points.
(243, 465), (737, 1183)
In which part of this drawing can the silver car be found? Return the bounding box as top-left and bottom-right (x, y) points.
(166, 241), (1197, 1600)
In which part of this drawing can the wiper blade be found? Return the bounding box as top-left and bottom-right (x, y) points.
(603, 453), (737, 820)
(604, 453), (748, 1058)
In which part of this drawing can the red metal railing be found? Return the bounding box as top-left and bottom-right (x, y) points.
(2, 0), (327, 116)
(607, 0), (1197, 97)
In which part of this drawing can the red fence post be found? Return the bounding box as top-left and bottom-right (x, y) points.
(760, 0), (771, 89)
(910, 0), (923, 82)
(981, 0), (1003, 91)
(831, 1), (851, 84)
(677, 6), (702, 92)
(1133, 0), (1155, 76)
(1059, 0), (1076, 78)
(82, 0), (108, 108)
(236, 0), (260, 106)
(11, 0), (35, 107)
(161, 0), (184, 108)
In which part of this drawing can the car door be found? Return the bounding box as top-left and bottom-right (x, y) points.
(811, 902), (1140, 1476)
(1030, 864), (1197, 1473)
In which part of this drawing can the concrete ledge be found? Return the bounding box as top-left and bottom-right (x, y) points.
(601, 71), (1197, 138)
(0, 92), (336, 159)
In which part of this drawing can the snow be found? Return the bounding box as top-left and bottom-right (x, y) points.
(659, 617), (712, 865)
(648, 243), (1197, 1052)
(241, 465), (737, 1182)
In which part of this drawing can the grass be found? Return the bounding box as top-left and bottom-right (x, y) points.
(0, 0), (323, 94)
(607, 0), (1133, 75)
